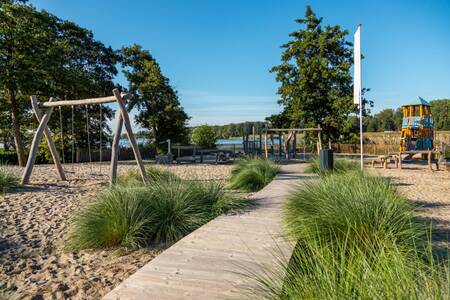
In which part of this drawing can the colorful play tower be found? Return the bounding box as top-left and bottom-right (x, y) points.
(400, 97), (434, 151)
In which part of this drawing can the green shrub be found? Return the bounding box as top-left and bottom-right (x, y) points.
(284, 171), (423, 252)
(0, 150), (18, 165)
(305, 157), (360, 175)
(67, 176), (248, 250)
(230, 158), (279, 192)
(192, 124), (217, 148)
(0, 166), (19, 193)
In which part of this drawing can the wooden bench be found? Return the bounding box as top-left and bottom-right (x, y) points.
(371, 155), (399, 169)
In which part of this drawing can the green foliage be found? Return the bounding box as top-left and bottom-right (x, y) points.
(305, 157), (360, 175)
(66, 170), (247, 250)
(270, 6), (372, 143)
(0, 150), (17, 164)
(120, 44), (190, 153)
(191, 125), (217, 148)
(0, 2), (117, 165)
(0, 165), (19, 193)
(245, 172), (448, 299)
(431, 99), (450, 131)
(116, 167), (180, 187)
(230, 158), (279, 192)
(284, 172), (423, 250)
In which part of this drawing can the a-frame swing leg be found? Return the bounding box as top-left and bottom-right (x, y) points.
(110, 111), (124, 185)
(21, 105), (55, 184)
(30, 96), (66, 181)
(111, 88), (147, 183)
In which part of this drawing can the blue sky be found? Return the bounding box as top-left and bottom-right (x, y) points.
(31, 0), (450, 126)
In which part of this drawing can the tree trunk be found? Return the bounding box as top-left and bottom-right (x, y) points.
(9, 89), (26, 166)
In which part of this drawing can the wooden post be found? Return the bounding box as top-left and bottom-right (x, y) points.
(110, 113), (123, 185)
(264, 132), (268, 159)
(278, 132), (282, 158)
(428, 150), (432, 171)
(21, 106), (54, 184)
(399, 151), (402, 169)
(30, 96), (66, 181)
(317, 125), (322, 155)
(270, 134), (274, 156)
(293, 132), (297, 159)
(112, 89), (147, 182)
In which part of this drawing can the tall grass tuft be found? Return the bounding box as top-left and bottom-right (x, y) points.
(0, 165), (19, 194)
(230, 158), (279, 192)
(243, 171), (449, 299)
(67, 175), (248, 250)
(305, 157), (360, 175)
(116, 166), (180, 187)
(284, 171), (424, 252)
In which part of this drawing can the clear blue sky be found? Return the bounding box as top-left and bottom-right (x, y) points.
(31, 0), (450, 126)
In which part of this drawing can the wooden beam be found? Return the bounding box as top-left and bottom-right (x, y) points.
(21, 105), (54, 184)
(30, 96), (66, 181)
(112, 89), (147, 182)
(40, 93), (130, 108)
(110, 113), (123, 185)
(267, 128), (322, 132)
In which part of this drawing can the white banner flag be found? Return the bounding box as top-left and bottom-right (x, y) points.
(353, 26), (361, 105)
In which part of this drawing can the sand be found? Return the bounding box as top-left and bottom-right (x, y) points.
(1, 161), (449, 299)
(374, 163), (450, 253)
(0, 162), (233, 299)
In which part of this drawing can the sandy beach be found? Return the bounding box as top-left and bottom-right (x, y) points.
(1, 161), (449, 299)
(0, 162), (233, 299)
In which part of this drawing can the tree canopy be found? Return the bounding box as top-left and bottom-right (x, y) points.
(120, 44), (190, 152)
(270, 6), (371, 143)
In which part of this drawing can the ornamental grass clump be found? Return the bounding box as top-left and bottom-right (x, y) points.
(284, 171), (424, 252)
(67, 170), (248, 250)
(305, 157), (360, 175)
(0, 165), (19, 194)
(230, 158), (279, 192)
(243, 172), (450, 299)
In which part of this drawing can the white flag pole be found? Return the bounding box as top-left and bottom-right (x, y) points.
(353, 24), (363, 170)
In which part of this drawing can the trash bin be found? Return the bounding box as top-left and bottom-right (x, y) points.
(320, 149), (334, 172)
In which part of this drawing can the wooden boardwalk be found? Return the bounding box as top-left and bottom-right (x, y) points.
(104, 164), (310, 300)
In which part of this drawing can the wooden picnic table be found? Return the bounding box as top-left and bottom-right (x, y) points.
(388, 150), (441, 170)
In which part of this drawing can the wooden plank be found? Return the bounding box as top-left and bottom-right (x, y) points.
(21, 105), (54, 184)
(109, 112), (123, 185)
(40, 93), (130, 108)
(112, 88), (147, 182)
(30, 96), (66, 181)
(104, 164), (306, 300)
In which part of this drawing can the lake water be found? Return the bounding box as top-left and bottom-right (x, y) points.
(119, 138), (282, 147)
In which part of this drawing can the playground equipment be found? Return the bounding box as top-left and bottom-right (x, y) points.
(400, 97), (434, 152)
(21, 89), (146, 185)
(263, 127), (322, 160)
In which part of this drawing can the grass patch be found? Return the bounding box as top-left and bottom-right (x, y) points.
(66, 169), (248, 250)
(0, 165), (19, 194)
(244, 171), (450, 299)
(284, 171), (423, 251)
(230, 158), (279, 192)
(305, 157), (359, 175)
(116, 166), (180, 187)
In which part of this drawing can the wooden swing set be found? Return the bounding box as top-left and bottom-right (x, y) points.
(21, 88), (147, 185)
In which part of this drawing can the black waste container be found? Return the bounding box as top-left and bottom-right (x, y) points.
(319, 149), (334, 172)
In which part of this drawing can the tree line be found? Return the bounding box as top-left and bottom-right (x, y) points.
(0, 1), (189, 165)
(365, 99), (449, 132)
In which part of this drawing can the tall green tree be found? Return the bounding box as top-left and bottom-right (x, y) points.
(431, 99), (450, 131)
(0, 1), (118, 164)
(120, 44), (190, 152)
(271, 6), (371, 142)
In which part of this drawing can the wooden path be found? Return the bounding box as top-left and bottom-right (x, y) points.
(104, 164), (310, 300)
